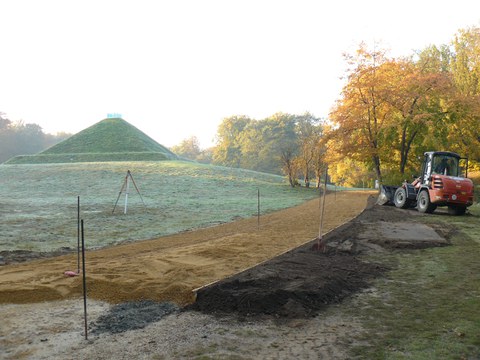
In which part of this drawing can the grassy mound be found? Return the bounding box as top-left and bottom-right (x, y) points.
(6, 118), (177, 164)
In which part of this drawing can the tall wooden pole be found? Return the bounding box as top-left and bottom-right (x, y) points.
(81, 220), (88, 340)
(317, 166), (328, 250)
(77, 196), (80, 273)
(257, 188), (260, 230)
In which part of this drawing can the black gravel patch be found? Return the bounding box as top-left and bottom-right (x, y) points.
(91, 301), (179, 334)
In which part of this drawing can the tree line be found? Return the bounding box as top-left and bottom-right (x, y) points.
(177, 26), (480, 188)
(0, 113), (70, 163)
(173, 112), (326, 187)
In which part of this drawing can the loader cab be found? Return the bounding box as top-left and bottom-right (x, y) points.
(421, 151), (462, 185)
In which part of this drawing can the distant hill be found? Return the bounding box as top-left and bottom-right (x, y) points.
(5, 118), (178, 164)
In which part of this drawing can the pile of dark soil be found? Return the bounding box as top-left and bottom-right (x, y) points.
(190, 251), (385, 318)
(189, 201), (451, 318)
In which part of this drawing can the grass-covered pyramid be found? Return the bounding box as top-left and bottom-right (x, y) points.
(6, 117), (178, 164)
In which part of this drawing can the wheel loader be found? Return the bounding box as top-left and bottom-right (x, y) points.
(377, 151), (474, 215)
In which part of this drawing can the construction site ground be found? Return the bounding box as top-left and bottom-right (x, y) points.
(0, 190), (453, 359)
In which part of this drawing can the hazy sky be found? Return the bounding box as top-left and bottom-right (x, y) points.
(1, 0), (479, 148)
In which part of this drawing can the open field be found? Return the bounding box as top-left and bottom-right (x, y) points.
(1, 161), (479, 359)
(0, 161), (329, 253)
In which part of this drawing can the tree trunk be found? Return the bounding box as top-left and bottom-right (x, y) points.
(399, 123), (419, 175)
(372, 154), (382, 183)
(304, 163), (310, 187)
(280, 148), (297, 187)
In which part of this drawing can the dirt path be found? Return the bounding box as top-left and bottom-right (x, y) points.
(0, 191), (373, 306)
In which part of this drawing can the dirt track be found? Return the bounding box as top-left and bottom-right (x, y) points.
(0, 191), (373, 306)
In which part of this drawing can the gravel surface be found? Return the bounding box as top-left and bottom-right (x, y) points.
(91, 301), (179, 334)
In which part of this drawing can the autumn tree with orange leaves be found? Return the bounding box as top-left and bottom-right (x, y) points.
(327, 44), (392, 183)
(327, 28), (480, 185)
(447, 27), (480, 160)
(381, 56), (453, 174)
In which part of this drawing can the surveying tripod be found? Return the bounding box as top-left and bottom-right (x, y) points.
(112, 170), (146, 214)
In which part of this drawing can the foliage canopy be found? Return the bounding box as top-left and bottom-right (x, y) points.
(212, 112), (326, 187)
(326, 27), (480, 185)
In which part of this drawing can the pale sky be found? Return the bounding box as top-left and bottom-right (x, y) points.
(1, 0), (479, 148)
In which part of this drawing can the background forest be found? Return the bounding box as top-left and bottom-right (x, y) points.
(3, 27), (480, 188)
(0, 112), (70, 164)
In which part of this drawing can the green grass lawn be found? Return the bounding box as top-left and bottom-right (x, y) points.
(0, 161), (321, 252)
(346, 205), (480, 359)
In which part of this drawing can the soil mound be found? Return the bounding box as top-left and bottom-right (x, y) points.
(189, 201), (451, 318)
(190, 251), (385, 318)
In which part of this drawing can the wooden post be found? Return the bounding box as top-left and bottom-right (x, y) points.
(317, 166), (328, 250)
(257, 188), (260, 230)
(81, 220), (88, 340)
(77, 196), (80, 273)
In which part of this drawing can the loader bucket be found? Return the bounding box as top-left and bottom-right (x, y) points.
(377, 185), (398, 206)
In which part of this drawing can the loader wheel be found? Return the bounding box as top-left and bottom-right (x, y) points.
(417, 190), (436, 214)
(393, 187), (410, 209)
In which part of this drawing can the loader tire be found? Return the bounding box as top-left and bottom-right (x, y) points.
(417, 190), (436, 214)
(393, 187), (410, 209)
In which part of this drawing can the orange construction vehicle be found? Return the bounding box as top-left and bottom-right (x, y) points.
(378, 151), (474, 215)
